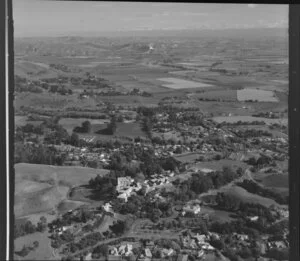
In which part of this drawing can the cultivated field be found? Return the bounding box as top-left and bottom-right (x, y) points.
(194, 90), (237, 101)
(58, 117), (110, 133)
(237, 88), (278, 102)
(212, 115), (288, 125)
(158, 77), (214, 89)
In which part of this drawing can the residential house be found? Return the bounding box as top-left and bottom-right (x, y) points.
(117, 177), (133, 191)
(145, 248), (152, 258)
(182, 204), (201, 216)
(161, 248), (174, 257)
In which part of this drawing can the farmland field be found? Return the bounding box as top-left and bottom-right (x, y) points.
(237, 88), (279, 102)
(77, 121), (147, 141)
(212, 115), (288, 125)
(158, 77), (214, 89)
(194, 90), (237, 101)
(59, 117), (110, 133)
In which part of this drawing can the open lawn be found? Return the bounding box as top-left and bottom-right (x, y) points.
(15, 163), (109, 217)
(200, 206), (235, 223)
(59, 117), (109, 134)
(78, 121), (147, 142)
(254, 173), (289, 189)
(237, 89), (278, 102)
(15, 163), (109, 188)
(221, 185), (281, 207)
(14, 92), (79, 111)
(14, 231), (54, 260)
(56, 200), (87, 215)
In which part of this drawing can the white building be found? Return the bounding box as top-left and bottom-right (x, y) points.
(117, 177), (133, 191)
(182, 204), (201, 216)
(103, 202), (113, 213)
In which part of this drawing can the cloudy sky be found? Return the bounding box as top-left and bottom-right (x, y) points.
(13, 1), (288, 37)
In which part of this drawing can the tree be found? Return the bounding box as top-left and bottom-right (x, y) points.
(98, 244), (109, 257)
(70, 132), (79, 146)
(142, 116), (153, 137)
(107, 115), (117, 135)
(134, 172), (145, 183)
(33, 241), (39, 249)
(37, 216), (47, 232)
(24, 220), (36, 234)
(82, 121), (92, 133)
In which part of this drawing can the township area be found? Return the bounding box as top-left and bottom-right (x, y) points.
(14, 28), (288, 261)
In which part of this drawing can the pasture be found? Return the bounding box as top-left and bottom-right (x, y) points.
(14, 163), (109, 217)
(58, 117), (109, 133)
(200, 206), (235, 223)
(158, 77), (214, 89)
(220, 185), (281, 208)
(254, 173), (289, 189)
(14, 231), (54, 260)
(194, 89), (237, 101)
(237, 88), (278, 102)
(212, 115), (288, 125)
(76, 121), (147, 142)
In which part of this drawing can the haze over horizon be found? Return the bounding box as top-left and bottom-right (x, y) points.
(14, 1), (288, 37)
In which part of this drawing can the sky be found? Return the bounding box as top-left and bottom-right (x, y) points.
(13, 1), (289, 37)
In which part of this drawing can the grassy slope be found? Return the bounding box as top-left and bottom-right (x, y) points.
(15, 163), (109, 217)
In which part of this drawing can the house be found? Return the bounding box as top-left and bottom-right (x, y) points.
(110, 247), (119, 256)
(145, 240), (155, 248)
(182, 204), (201, 216)
(233, 233), (249, 241)
(117, 187), (134, 202)
(161, 248), (174, 257)
(273, 241), (286, 248)
(85, 253), (92, 260)
(200, 242), (215, 251)
(194, 233), (207, 243)
(198, 250), (205, 258)
(117, 177), (133, 191)
(145, 248), (152, 258)
(199, 168), (214, 174)
(118, 244), (133, 256)
(248, 216), (259, 222)
(103, 202), (113, 213)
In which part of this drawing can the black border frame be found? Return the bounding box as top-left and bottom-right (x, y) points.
(289, 4), (300, 261)
(0, 1), (299, 261)
(0, 0), (7, 260)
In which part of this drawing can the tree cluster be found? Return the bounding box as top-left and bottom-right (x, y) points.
(236, 180), (288, 204)
(73, 120), (92, 133)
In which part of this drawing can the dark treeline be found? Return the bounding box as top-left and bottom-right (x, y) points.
(236, 179), (288, 205)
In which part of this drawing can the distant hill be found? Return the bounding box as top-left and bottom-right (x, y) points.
(15, 27), (288, 39)
(14, 27), (288, 58)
